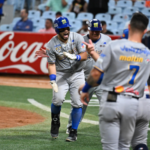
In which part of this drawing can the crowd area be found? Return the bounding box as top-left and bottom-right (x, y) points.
(0, 0), (150, 35)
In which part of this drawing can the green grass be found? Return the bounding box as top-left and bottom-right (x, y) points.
(0, 85), (149, 150)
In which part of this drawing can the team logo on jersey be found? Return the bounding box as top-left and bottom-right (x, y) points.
(103, 42), (106, 44)
(100, 53), (106, 58)
(81, 43), (85, 49)
(62, 19), (66, 24)
(119, 55), (143, 62)
(115, 86), (124, 93)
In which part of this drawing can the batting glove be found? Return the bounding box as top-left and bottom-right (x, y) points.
(63, 52), (81, 61)
(50, 81), (58, 93)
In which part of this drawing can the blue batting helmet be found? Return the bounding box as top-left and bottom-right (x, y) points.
(54, 16), (71, 34)
(88, 19), (102, 31)
(134, 144), (149, 150)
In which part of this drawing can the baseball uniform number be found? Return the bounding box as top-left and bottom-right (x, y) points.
(129, 65), (140, 85)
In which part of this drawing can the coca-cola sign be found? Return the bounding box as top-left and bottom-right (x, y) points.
(0, 31), (119, 75)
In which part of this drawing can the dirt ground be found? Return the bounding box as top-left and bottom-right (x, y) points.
(0, 75), (50, 129)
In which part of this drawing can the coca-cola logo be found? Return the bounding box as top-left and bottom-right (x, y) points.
(0, 32), (49, 74)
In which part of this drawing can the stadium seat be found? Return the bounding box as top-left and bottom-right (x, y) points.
(134, 1), (146, 10)
(113, 14), (129, 23)
(119, 21), (127, 30)
(62, 12), (76, 20)
(38, 3), (46, 12)
(28, 10), (41, 19)
(68, 0), (74, 5)
(142, 8), (150, 18)
(95, 13), (111, 21)
(112, 29), (123, 35)
(108, 7), (122, 15)
(76, 12), (93, 21)
(32, 18), (45, 28)
(33, 26), (44, 32)
(11, 17), (21, 28)
(123, 7), (139, 18)
(117, 0), (132, 8)
(108, 0), (115, 7)
(41, 11), (56, 20)
(69, 19), (82, 32)
(106, 21), (118, 30)
(0, 24), (13, 31)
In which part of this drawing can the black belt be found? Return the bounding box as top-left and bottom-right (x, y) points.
(107, 91), (139, 102)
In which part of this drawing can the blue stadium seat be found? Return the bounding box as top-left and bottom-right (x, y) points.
(113, 14), (129, 24)
(108, 0), (115, 7)
(11, 17), (21, 27)
(112, 29), (123, 35)
(62, 12), (76, 20)
(0, 24), (13, 31)
(41, 11), (56, 20)
(31, 18), (45, 28)
(119, 21), (127, 30)
(69, 19), (82, 32)
(142, 8), (150, 18)
(108, 7), (122, 15)
(38, 3), (47, 12)
(68, 0), (74, 5)
(28, 10), (41, 19)
(106, 21), (118, 30)
(117, 0), (132, 8)
(95, 13), (111, 21)
(123, 7), (139, 18)
(76, 12), (93, 21)
(33, 26), (44, 32)
(134, 1), (146, 10)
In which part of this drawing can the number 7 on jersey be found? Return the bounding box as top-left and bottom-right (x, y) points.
(128, 65), (140, 85)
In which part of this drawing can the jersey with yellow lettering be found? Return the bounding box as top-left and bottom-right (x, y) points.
(94, 39), (150, 98)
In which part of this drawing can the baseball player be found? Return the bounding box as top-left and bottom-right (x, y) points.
(121, 26), (150, 150)
(66, 19), (112, 133)
(45, 16), (87, 142)
(80, 12), (150, 150)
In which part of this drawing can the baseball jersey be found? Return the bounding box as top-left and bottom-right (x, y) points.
(84, 33), (111, 79)
(94, 39), (150, 98)
(46, 32), (86, 73)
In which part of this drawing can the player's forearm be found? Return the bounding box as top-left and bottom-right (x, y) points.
(48, 64), (56, 75)
(89, 51), (100, 61)
(79, 52), (88, 61)
(87, 68), (102, 87)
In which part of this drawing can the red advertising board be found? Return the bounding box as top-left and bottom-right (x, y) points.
(0, 31), (120, 75)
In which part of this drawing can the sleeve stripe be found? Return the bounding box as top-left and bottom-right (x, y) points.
(94, 66), (104, 73)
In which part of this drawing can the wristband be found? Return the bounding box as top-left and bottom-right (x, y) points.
(82, 82), (92, 93)
(76, 55), (81, 61)
(97, 73), (104, 84)
(49, 74), (56, 81)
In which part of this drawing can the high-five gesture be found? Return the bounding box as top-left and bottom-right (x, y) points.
(35, 48), (48, 58)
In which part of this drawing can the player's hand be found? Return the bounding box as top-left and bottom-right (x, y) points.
(50, 81), (58, 92)
(80, 92), (89, 106)
(35, 48), (48, 58)
(63, 52), (77, 60)
(78, 84), (85, 95)
(82, 39), (95, 54)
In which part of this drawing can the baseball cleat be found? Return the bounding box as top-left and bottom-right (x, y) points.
(50, 113), (60, 139)
(66, 128), (77, 142)
(66, 126), (72, 134)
